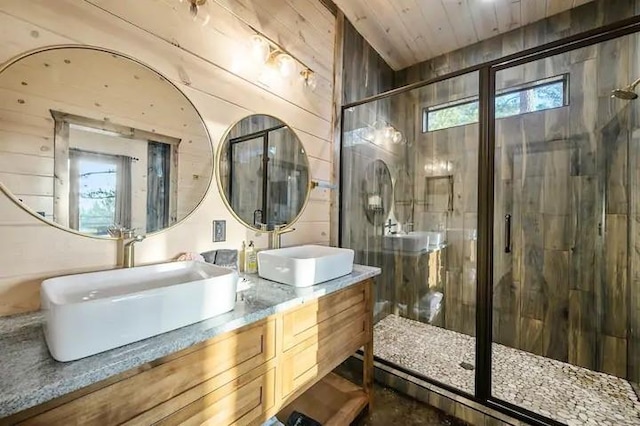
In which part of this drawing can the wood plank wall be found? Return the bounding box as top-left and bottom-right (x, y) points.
(0, 0), (336, 316)
(395, 0), (638, 86)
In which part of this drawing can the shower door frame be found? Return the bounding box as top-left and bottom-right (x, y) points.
(339, 13), (640, 426)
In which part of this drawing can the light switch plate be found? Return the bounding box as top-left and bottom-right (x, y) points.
(213, 220), (226, 242)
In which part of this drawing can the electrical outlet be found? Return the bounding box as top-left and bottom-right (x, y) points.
(213, 220), (226, 242)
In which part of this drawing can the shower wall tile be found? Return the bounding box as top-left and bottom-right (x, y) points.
(543, 215), (572, 251)
(628, 327), (640, 385)
(493, 310), (519, 348)
(570, 60), (598, 136)
(569, 290), (597, 333)
(542, 250), (570, 361)
(602, 335), (628, 377)
(568, 330), (597, 370)
(568, 295), (596, 371)
(342, 19), (394, 105)
(604, 125), (629, 215)
(544, 107), (570, 141)
(521, 290), (545, 321)
(519, 317), (544, 355)
(569, 176), (597, 293)
(603, 214), (629, 339)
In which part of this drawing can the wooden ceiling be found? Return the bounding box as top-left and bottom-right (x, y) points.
(333, 0), (595, 70)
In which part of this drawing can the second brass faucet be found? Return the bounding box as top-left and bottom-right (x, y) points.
(123, 234), (145, 268)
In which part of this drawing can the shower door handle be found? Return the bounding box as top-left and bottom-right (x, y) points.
(504, 214), (512, 254)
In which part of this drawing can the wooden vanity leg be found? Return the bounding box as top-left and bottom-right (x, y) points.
(363, 279), (374, 412)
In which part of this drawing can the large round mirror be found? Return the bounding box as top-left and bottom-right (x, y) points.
(0, 47), (213, 237)
(218, 115), (310, 231)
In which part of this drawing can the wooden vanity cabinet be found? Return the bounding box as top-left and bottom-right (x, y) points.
(3, 279), (373, 426)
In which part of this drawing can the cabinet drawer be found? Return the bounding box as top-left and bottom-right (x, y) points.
(281, 312), (366, 398)
(282, 284), (366, 352)
(157, 367), (276, 426)
(22, 319), (276, 426)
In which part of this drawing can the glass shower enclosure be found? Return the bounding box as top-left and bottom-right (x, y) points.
(340, 24), (640, 426)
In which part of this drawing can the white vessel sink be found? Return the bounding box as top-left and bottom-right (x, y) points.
(41, 261), (238, 362)
(257, 245), (354, 287)
(383, 231), (446, 252)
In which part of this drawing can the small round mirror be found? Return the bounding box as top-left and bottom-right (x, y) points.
(218, 115), (310, 231)
(0, 47), (213, 237)
(362, 159), (392, 226)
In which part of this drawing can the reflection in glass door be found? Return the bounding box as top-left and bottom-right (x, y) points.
(491, 33), (640, 425)
(341, 71), (479, 396)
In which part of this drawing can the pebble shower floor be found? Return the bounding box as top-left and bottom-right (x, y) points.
(374, 315), (640, 425)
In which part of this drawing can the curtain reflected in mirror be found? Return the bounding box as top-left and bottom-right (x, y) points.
(220, 115), (310, 231)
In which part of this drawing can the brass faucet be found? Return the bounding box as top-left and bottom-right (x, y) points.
(269, 224), (295, 250)
(257, 223), (295, 250)
(123, 234), (145, 268)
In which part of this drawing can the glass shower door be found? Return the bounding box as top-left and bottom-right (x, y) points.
(491, 33), (640, 425)
(341, 71), (480, 396)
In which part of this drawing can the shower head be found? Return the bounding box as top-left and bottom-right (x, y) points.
(612, 77), (640, 100)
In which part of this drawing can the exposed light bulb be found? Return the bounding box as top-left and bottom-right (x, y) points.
(383, 126), (395, 141)
(276, 53), (295, 77)
(392, 130), (403, 144)
(188, 0), (199, 19)
(362, 126), (375, 142)
(301, 69), (317, 90)
(251, 35), (271, 64)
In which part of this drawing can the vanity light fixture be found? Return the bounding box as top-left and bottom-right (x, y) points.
(178, 0), (210, 26)
(248, 33), (316, 89)
(359, 120), (406, 146)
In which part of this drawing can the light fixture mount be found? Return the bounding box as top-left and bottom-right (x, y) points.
(188, 0), (206, 18)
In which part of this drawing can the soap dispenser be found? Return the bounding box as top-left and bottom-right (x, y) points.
(245, 241), (258, 274)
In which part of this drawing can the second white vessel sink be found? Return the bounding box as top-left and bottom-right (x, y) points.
(383, 231), (446, 252)
(257, 245), (354, 287)
(41, 261), (238, 362)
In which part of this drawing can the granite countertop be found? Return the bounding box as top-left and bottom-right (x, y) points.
(0, 264), (381, 418)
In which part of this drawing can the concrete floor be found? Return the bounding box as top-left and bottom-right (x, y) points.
(355, 383), (467, 426)
(333, 361), (466, 426)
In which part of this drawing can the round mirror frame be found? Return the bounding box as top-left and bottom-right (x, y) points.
(215, 114), (312, 233)
(0, 45), (214, 240)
